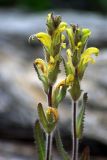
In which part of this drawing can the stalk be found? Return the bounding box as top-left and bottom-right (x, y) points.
(46, 133), (52, 160)
(72, 101), (78, 160)
(45, 85), (53, 160)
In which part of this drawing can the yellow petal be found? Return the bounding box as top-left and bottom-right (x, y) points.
(61, 43), (66, 48)
(35, 32), (51, 49)
(46, 107), (58, 122)
(61, 34), (65, 41)
(34, 58), (47, 74)
(82, 28), (91, 36)
(81, 47), (99, 64)
(66, 49), (73, 64)
(56, 79), (66, 88)
(57, 22), (67, 32)
(48, 56), (55, 71)
(49, 56), (55, 64)
(82, 57), (95, 64)
(65, 74), (74, 86)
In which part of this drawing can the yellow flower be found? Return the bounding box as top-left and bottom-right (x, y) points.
(65, 74), (74, 86)
(46, 107), (58, 123)
(34, 58), (47, 75)
(56, 79), (66, 88)
(48, 56), (55, 71)
(78, 47), (99, 80)
(66, 49), (75, 74)
(80, 47), (99, 65)
(35, 32), (51, 49)
(57, 22), (67, 32)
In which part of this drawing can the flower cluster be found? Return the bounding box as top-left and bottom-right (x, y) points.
(29, 13), (99, 160)
(30, 13), (67, 95)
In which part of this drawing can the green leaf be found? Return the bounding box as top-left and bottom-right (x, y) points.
(62, 57), (74, 77)
(55, 129), (70, 160)
(37, 103), (49, 133)
(81, 29), (91, 45)
(34, 120), (45, 160)
(33, 63), (49, 94)
(76, 93), (88, 139)
(52, 84), (67, 108)
(48, 59), (61, 85)
(62, 57), (70, 76)
(66, 27), (75, 52)
(38, 103), (56, 133)
(70, 78), (81, 101)
(80, 146), (90, 160)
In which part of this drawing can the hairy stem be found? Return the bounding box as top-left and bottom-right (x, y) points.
(45, 85), (53, 160)
(72, 101), (78, 160)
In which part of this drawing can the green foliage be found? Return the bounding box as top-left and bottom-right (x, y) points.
(37, 103), (49, 132)
(55, 129), (70, 160)
(37, 103), (57, 133)
(33, 62), (49, 94)
(52, 82), (67, 108)
(34, 120), (45, 160)
(76, 93), (88, 139)
(70, 78), (81, 101)
(48, 59), (61, 85)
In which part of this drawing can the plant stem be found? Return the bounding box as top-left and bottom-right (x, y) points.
(46, 133), (52, 160)
(72, 101), (78, 160)
(76, 138), (79, 160)
(45, 85), (53, 160)
(48, 85), (52, 107)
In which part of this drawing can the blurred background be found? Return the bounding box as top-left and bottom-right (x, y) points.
(0, 0), (107, 159)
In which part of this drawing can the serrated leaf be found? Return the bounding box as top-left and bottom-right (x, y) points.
(55, 129), (70, 160)
(76, 93), (88, 139)
(80, 146), (90, 160)
(34, 120), (45, 160)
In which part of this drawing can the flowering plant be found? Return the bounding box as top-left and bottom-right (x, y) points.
(29, 13), (99, 160)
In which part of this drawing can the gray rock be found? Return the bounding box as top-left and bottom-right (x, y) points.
(0, 9), (107, 46)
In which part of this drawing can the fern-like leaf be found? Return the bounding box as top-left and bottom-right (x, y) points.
(55, 129), (70, 160)
(76, 93), (88, 139)
(34, 120), (45, 160)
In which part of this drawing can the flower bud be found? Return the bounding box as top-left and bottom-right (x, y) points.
(46, 107), (58, 124)
(46, 13), (55, 35)
(69, 78), (81, 101)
